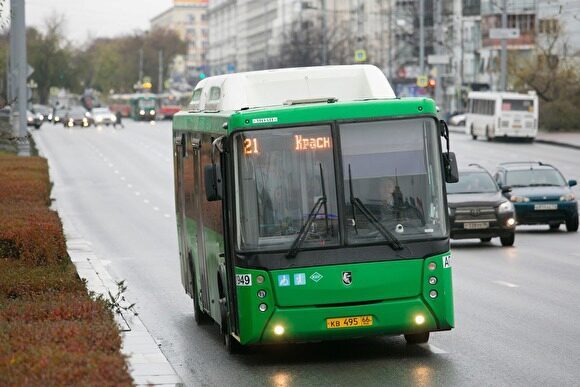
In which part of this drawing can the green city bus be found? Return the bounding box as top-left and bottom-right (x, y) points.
(130, 93), (157, 121)
(172, 65), (458, 352)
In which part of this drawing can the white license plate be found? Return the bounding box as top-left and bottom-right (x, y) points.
(534, 204), (557, 210)
(464, 222), (489, 229)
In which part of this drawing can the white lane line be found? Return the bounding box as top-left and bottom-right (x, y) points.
(120, 176), (126, 181)
(153, 206), (160, 211)
(127, 184), (133, 188)
(143, 199), (150, 204)
(135, 191), (141, 196)
(163, 213), (171, 218)
(418, 343), (448, 354)
(108, 163), (113, 168)
(493, 280), (519, 288)
(114, 170), (119, 174)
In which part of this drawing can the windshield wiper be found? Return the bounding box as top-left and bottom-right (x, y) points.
(529, 183), (559, 187)
(287, 164), (328, 258)
(348, 164), (403, 250)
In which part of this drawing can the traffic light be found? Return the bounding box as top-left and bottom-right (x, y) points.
(199, 73), (206, 80)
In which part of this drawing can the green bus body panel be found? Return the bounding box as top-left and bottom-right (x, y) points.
(272, 260), (422, 307)
(235, 252), (454, 345)
(172, 98), (438, 134)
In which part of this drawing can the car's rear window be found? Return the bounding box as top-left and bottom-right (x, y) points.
(506, 169), (566, 187)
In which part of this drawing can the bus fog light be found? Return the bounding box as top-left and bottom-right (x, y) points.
(415, 315), (425, 325)
(506, 218), (515, 227)
(258, 303), (268, 312)
(428, 262), (437, 271)
(428, 276), (437, 285)
(257, 289), (266, 299)
(274, 325), (285, 335)
(429, 290), (438, 299)
(256, 275), (265, 284)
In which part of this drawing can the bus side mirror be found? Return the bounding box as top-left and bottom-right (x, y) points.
(204, 164), (222, 201)
(443, 152), (459, 183)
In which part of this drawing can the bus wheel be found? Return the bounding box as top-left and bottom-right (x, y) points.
(500, 232), (515, 247)
(470, 126), (477, 140)
(192, 278), (212, 325)
(486, 127), (493, 142)
(404, 332), (430, 344)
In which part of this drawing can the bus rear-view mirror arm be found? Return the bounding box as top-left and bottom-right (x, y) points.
(205, 136), (226, 201)
(439, 119), (458, 183)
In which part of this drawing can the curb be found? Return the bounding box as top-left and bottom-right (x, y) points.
(33, 132), (184, 387)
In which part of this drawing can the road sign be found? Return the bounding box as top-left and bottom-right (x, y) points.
(416, 75), (428, 88)
(489, 28), (520, 39)
(354, 49), (367, 63)
(427, 55), (449, 65)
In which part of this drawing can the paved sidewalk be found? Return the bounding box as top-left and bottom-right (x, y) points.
(61, 212), (184, 386)
(448, 125), (580, 149)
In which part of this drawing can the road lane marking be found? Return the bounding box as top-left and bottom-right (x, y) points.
(143, 199), (150, 204)
(114, 170), (119, 174)
(418, 343), (447, 354)
(120, 176), (126, 181)
(135, 191), (141, 196)
(127, 184), (133, 188)
(493, 280), (519, 288)
(164, 214), (171, 218)
(153, 207), (159, 211)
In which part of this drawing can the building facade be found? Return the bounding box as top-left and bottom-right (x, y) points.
(151, 0), (209, 81)
(207, 0), (394, 76)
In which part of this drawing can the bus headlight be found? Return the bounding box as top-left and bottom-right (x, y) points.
(498, 201), (514, 213)
(428, 276), (437, 285)
(415, 315), (425, 325)
(560, 193), (576, 201)
(429, 290), (438, 299)
(150, 109), (155, 115)
(139, 109), (145, 115)
(274, 325), (285, 335)
(510, 196), (529, 203)
(258, 303), (268, 312)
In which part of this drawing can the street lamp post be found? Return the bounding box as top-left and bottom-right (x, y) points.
(10, 0), (29, 155)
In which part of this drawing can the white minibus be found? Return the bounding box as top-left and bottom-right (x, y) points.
(466, 91), (539, 141)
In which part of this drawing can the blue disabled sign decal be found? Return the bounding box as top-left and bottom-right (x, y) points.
(278, 274), (291, 287)
(294, 273), (306, 286)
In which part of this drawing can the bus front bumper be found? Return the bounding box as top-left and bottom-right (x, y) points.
(257, 297), (450, 344)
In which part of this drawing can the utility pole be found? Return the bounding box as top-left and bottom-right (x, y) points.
(321, 0), (327, 65)
(499, 0), (508, 91)
(387, 0), (393, 80)
(138, 48), (144, 85)
(158, 50), (163, 94)
(10, 0), (29, 155)
(419, 0), (425, 74)
(434, 0), (443, 107)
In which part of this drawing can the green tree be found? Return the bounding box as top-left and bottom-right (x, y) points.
(27, 14), (77, 104)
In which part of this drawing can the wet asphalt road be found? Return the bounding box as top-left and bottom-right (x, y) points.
(32, 121), (580, 386)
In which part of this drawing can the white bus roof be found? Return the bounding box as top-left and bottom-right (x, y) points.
(467, 91), (537, 100)
(190, 65), (395, 112)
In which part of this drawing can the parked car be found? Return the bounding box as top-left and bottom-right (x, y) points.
(64, 106), (93, 127)
(26, 110), (43, 129)
(449, 112), (466, 126)
(91, 107), (117, 126)
(494, 161), (578, 232)
(447, 164), (516, 246)
(32, 104), (53, 123)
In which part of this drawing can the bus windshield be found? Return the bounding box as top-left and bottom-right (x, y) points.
(234, 125), (339, 251)
(138, 99), (156, 109)
(234, 118), (447, 252)
(340, 118), (447, 244)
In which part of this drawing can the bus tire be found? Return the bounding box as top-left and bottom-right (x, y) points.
(486, 126), (493, 142)
(470, 125), (477, 140)
(566, 215), (579, 232)
(500, 232), (515, 247)
(193, 278), (212, 325)
(404, 332), (430, 344)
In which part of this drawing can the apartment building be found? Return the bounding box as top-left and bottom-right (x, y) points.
(151, 0), (209, 80)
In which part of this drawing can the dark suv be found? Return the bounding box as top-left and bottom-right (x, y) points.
(447, 164), (516, 246)
(494, 161), (578, 232)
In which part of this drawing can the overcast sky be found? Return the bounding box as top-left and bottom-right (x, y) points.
(25, 0), (173, 45)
